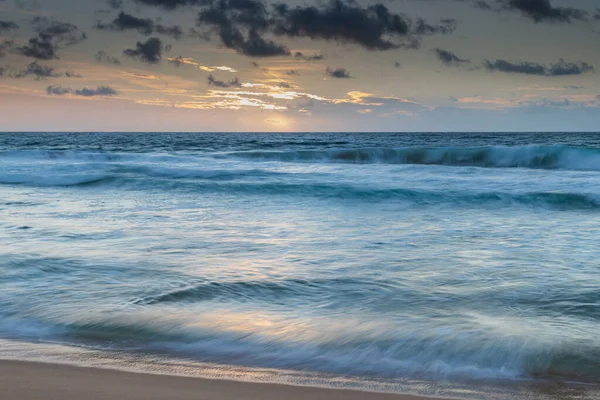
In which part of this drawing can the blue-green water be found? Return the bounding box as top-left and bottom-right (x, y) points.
(1, 132), (600, 398)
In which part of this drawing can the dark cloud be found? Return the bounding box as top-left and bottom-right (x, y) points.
(196, 0), (287, 57)
(473, 0), (492, 9)
(123, 37), (163, 64)
(18, 18), (86, 60)
(75, 85), (118, 96)
(107, 0), (124, 9)
(484, 59), (546, 75)
(46, 85), (71, 95)
(32, 18), (87, 44)
(16, 36), (57, 60)
(193, 0), (453, 56)
(65, 70), (82, 78)
(156, 24), (184, 39)
(207, 74), (241, 87)
(458, 0), (588, 24)
(271, 0), (413, 50)
(96, 12), (185, 39)
(95, 50), (121, 65)
(456, 0), (492, 10)
(135, 0), (202, 9)
(413, 18), (457, 35)
(326, 67), (351, 78)
(547, 59), (594, 76)
(47, 85), (118, 96)
(394, 61), (401, 68)
(14, 0), (41, 10)
(237, 29), (289, 56)
(483, 58), (594, 76)
(0, 20), (19, 33)
(96, 12), (154, 34)
(499, 0), (588, 23)
(434, 48), (470, 66)
(0, 39), (14, 58)
(295, 51), (324, 61)
(12, 61), (60, 79)
(595, 9), (600, 20)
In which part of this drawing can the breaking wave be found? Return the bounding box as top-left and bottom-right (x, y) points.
(221, 145), (600, 170)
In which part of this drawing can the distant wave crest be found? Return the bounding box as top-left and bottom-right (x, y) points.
(222, 145), (600, 170)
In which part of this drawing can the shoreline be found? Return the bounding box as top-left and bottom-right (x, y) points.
(1, 338), (600, 400)
(0, 359), (445, 400)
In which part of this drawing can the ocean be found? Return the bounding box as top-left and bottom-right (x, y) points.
(1, 132), (599, 399)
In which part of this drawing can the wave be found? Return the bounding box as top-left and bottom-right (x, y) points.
(221, 145), (600, 170)
(1, 171), (598, 210)
(2, 312), (600, 383)
(4, 145), (600, 171)
(131, 277), (391, 306)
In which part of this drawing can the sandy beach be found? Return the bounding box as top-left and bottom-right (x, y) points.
(0, 360), (443, 400)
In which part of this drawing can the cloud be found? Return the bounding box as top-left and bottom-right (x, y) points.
(207, 74), (241, 87)
(458, 0), (588, 24)
(123, 37), (163, 64)
(65, 70), (82, 78)
(547, 59), (594, 76)
(12, 61), (61, 79)
(134, 0), (202, 9)
(499, 0), (588, 23)
(46, 85), (71, 95)
(46, 85), (118, 96)
(95, 50), (121, 65)
(237, 29), (290, 57)
(32, 18), (87, 44)
(455, 93), (600, 110)
(414, 18), (457, 35)
(271, 0), (413, 50)
(0, 20), (19, 33)
(75, 86), (118, 96)
(0, 39), (13, 58)
(434, 48), (470, 66)
(472, 0), (492, 10)
(294, 51), (324, 61)
(191, 0), (455, 57)
(483, 58), (594, 76)
(156, 24), (184, 39)
(17, 18), (86, 60)
(96, 12), (154, 34)
(326, 67), (352, 78)
(107, 0), (124, 9)
(196, 0), (289, 57)
(16, 36), (57, 60)
(96, 12), (185, 39)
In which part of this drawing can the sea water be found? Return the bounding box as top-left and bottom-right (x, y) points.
(1, 132), (599, 399)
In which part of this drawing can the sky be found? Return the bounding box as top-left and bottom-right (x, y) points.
(0, 0), (599, 132)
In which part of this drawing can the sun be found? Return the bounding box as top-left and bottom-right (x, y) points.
(264, 116), (293, 131)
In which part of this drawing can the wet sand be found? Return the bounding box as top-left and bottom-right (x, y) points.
(0, 360), (446, 400)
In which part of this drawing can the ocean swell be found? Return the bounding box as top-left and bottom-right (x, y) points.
(222, 145), (600, 170)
